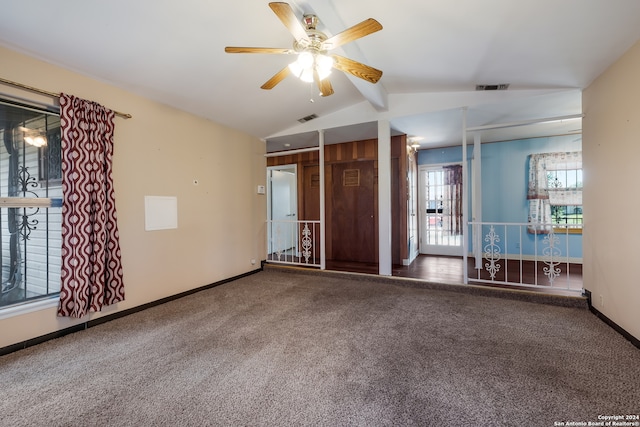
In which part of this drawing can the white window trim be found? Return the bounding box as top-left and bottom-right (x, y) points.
(0, 296), (59, 320)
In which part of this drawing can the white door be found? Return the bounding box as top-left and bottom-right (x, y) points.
(267, 165), (298, 256)
(418, 164), (463, 256)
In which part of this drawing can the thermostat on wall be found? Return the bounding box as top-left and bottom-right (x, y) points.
(257, 185), (266, 194)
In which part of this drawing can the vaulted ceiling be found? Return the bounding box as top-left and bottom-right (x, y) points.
(1, 1), (639, 151)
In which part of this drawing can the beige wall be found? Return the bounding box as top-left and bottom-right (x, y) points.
(583, 40), (640, 341)
(0, 45), (266, 348)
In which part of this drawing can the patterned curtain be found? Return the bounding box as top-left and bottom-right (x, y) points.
(444, 164), (463, 235)
(527, 151), (582, 234)
(57, 94), (124, 318)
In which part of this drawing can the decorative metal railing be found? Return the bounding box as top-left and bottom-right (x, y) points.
(468, 222), (582, 292)
(266, 220), (321, 267)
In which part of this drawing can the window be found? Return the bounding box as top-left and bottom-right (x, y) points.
(527, 151), (582, 234)
(38, 127), (63, 184)
(0, 99), (62, 309)
(547, 168), (583, 230)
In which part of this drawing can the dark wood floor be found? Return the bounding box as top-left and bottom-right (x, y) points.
(326, 255), (584, 296)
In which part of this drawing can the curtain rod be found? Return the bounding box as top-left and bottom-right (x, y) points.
(0, 76), (132, 119)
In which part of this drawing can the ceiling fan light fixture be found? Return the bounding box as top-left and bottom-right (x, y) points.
(288, 61), (303, 78)
(288, 52), (333, 83)
(288, 52), (312, 82)
(300, 68), (315, 83)
(298, 51), (314, 68)
(316, 54), (333, 80)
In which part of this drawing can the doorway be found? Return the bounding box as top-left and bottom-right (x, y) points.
(267, 165), (298, 258)
(330, 160), (377, 263)
(418, 164), (463, 256)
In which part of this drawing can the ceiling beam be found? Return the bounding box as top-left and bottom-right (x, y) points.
(466, 114), (583, 131)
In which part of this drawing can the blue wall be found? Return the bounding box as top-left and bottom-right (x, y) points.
(417, 145), (467, 165)
(417, 135), (583, 259)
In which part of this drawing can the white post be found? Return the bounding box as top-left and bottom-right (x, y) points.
(473, 132), (482, 269)
(319, 129), (326, 270)
(462, 107), (469, 284)
(378, 120), (392, 276)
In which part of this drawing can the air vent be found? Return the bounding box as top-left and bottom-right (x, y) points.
(298, 113), (318, 123)
(476, 84), (510, 91)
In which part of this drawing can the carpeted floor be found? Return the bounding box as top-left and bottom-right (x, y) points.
(0, 269), (638, 426)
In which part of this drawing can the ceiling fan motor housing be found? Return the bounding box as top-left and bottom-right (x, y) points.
(302, 14), (318, 30)
(295, 15), (328, 54)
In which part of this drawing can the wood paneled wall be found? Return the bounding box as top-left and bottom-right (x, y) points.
(266, 137), (407, 166)
(267, 135), (410, 265)
(267, 150), (319, 167)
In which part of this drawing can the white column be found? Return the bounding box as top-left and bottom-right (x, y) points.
(319, 129), (326, 270)
(378, 120), (392, 276)
(461, 107), (469, 284)
(473, 132), (482, 269)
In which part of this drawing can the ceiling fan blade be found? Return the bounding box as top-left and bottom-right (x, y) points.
(225, 47), (294, 54)
(261, 66), (291, 90)
(269, 2), (310, 43)
(319, 78), (334, 97)
(332, 55), (383, 84)
(314, 70), (334, 97)
(323, 18), (382, 50)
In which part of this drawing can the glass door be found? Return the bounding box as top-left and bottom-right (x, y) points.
(418, 164), (463, 256)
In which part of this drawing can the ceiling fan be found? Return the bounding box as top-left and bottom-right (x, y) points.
(224, 2), (383, 97)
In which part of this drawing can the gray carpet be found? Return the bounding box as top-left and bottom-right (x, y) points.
(0, 269), (638, 426)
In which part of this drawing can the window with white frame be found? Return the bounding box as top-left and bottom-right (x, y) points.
(547, 168), (583, 228)
(527, 151), (582, 233)
(0, 99), (62, 309)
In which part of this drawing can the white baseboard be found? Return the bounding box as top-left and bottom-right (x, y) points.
(403, 249), (420, 266)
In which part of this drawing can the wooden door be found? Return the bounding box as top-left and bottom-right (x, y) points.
(330, 161), (377, 263)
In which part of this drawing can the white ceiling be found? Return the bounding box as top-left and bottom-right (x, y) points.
(1, 1), (639, 151)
